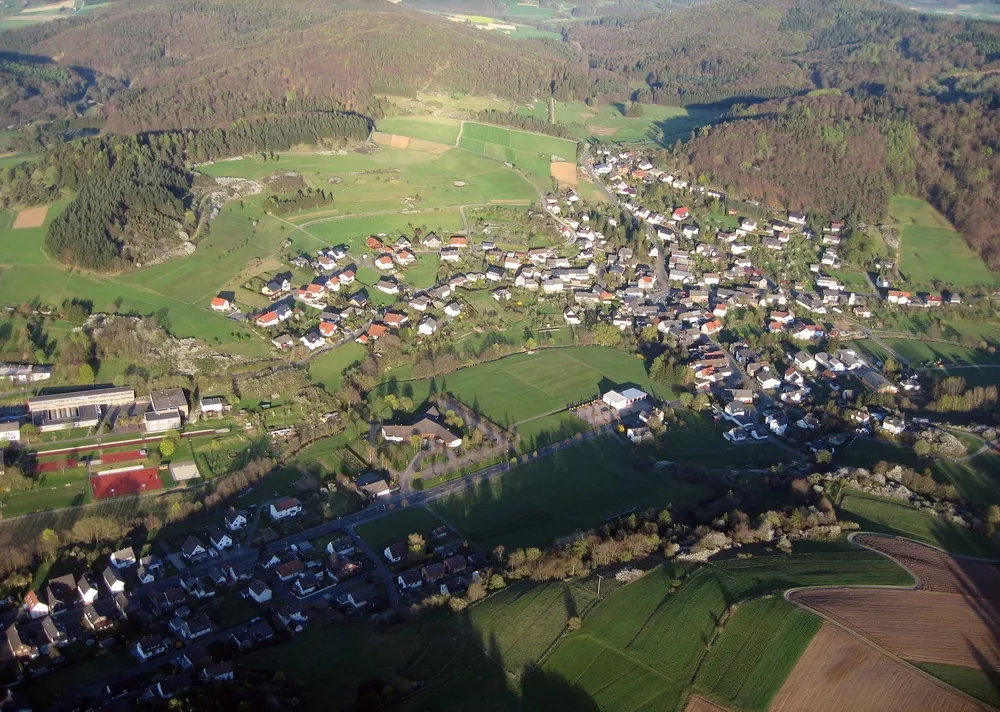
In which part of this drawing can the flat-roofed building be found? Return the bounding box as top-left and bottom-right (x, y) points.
(150, 389), (189, 417)
(144, 410), (181, 433)
(169, 461), (201, 482)
(0, 421), (19, 443)
(27, 386), (134, 414)
(34, 404), (100, 433)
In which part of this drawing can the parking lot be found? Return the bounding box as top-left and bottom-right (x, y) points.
(572, 400), (616, 428)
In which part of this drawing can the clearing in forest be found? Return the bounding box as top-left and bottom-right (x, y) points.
(12, 206), (48, 229)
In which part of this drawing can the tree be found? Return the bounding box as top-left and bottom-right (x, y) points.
(78, 362), (95, 383)
(678, 392), (694, 408)
(407, 532), (425, 554)
(692, 393), (710, 411)
(39, 528), (59, 558)
(815, 449), (833, 465)
(524, 337), (537, 351)
(488, 574), (506, 590)
(988, 505), (1000, 537)
(466, 581), (486, 602)
(158, 430), (181, 459)
(913, 439), (932, 458)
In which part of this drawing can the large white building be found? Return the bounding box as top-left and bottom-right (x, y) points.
(602, 388), (649, 413)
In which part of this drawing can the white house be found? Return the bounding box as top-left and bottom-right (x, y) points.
(225, 507), (248, 531)
(248, 579), (272, 604)
(77, 574), (99, 605)
(417, 316), (439, 336)
(103, 566), (126, 594)
(133, 636), (167, 662)
(270, 498), (303, 520)
(207, 527), (233, 551)
(110, 547), (136, 569)
(563, 309), (581, 326)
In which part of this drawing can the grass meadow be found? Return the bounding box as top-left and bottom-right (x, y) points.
(432, 436), (714, 550)
(892, 195), (1000, 288)
(355, 506), (446, 552)
(376, 116), (462, 145)
(837, 490), (1000, 557)
(518, 101), (721, 144)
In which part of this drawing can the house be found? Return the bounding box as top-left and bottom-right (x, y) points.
(383, 311), (408, 329)
(448, 235), (469, 248)
(275, 560), (305, 583)
(422, 563), (446, 583)
(791, 324), (824, 341)
(210, 296), (232, 312)
(231, 620), (275, 650)
(103, 566), (125, 594)
(882, 416), (906, 435)
(395, 249), (416, 266)
(492, 288), (512, 302)
(381, 406), (463, 448)
(136, 566), (156, 585)
(248, 579), (272, 604)
(384, 541), (407, 564)
(397, 569), (423, 590)
(133, 636), (167, 662)
(170, 613), (212, 641)
(417, 316), (439, 336)
(443, 555), (467, 575)
(225, 507), (248, 531)
(226, 560), (255, 585)
(326, 555), (360, 583)
(182, 536), (209, 561)
(444, 302), (462, 318)
(375, 277), (401, 295)
(327, 538), (356, 556)
(293, 574), (321, 597)
(202, 661), (235, 682)
(208, 526), (233, 551)
(77, 574), (98, 605)
(887, 290), (912, 305)
(270, 498), (303, 520)
(421, 232), (442, 249)
(859, 369), (899, 395)
(271, 334), (294, 350)
(110, 546), (136, 569)
(81, 604), (112, 632)
(788, 211), (807, 226)
(793, 351), (817, 372)
(563, 308), (581, 326)
(200, 396), (228, 414)
(23, 590), (49, 619)
(277, 604), (309, 631)
(409, 295), (430, 312)
(672, 207), (690, 221)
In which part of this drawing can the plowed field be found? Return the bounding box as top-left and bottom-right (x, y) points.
(855, 534), (1000, 598)
(769, 624), (987, 712)
(685, 695), (730, 712)
(790, 588), (1000, 670)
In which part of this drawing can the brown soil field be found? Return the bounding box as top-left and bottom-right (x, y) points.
(855, 534), (1000, 598)
(550, 161), (578, 186)
(372, 132), (450, 155)
(388, 133), (410, 150)
(12, 206), (48, 229)
(769, 624), (987, 712)
(406, 137), (451, 154)
(791, 588), (1000, 670)
(685, 695), (731, 712)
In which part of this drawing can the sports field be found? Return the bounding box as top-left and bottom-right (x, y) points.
(535, 548), (910, 712)
(838, 490), (1000, 557)
(892, 195), (1000, 288)
(382, 346), (680, 428)
(90, 468), (163, 499)
(431, 436), (714, 549)
(518, 101), (721, 144)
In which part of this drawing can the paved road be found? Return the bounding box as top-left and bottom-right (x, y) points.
(580, 143), (617, 205)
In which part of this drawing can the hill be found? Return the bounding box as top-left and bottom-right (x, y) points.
(0, 0), (582, 132)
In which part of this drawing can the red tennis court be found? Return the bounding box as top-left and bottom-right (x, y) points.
(90, 468), (163, 499)
(32, 459), (78, 473)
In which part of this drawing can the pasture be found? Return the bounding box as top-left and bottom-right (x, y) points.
(376, 116), (462, 145)
(355, 506), (446, 552)
(431, 436), (715, 550)
(379, 346), (680, 428)
(694, 597), (821, 711)
(837, 490), (1000, 556)
(458, 121), (576, 188)
(892, 195), (1000, 288)
(307, 342), (365, 391)
(518, 101), (721, 144)
(536, 548), (910, 712)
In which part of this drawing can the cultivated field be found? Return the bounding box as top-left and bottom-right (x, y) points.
(550, 161), (577, 186)
(684, 696), (731, 712)
(769, 623), (985, 712)
(854, 533), (1000, 596)
(11, 206), (48, 229)
(533, 548), (911, 712)
(458, 121), (576, 188)
(694, 597), (821, 711)
(372, 132), (451, 154)
(892, 195), (1000, 288)
(790, 588), (1000, 669)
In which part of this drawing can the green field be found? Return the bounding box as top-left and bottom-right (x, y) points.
(355, 506), (446, 552)
(652, 410), (791, 468)
(514, 411), (589, 449)
(891, 195), (1000, 288)
(882, 338), (1000, 365)
(536, 548), (910, 712)
(307, 342), (366, 391)
(457, 121), (575, 188)
(694, 597), (821, 710)
(933, 452), (1000, 508)
(376, 116), (462, 145)
(518, 101), (721, 144)
(917, 663), (1000, 709)
(837, 437), (920, 470)
(838, 490), (1000, 556)
(432, 436), (714, 550)
(378, 346), (680, 428)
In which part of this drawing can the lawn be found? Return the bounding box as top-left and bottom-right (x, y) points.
(882, 338), (1000, 366)
(694, 597), (821, 711)
(376, 346), (680, 428)
(376, 116), (462, 145)
(197, 147), (439, 180)
(431, 436), (714, 550)
(355, 506), (446, 551)
(291, 210), (465, 256)
(308, 342), (366, 392)
(837, 436), (919, 470)
(652, 410), (791, 468)
(933, 452), (1000, 508)
(536, 547), (909, 712)
(891, 195), (1000, 288)
(838, 490), (1000, 557)
(515, 411), (589, 450)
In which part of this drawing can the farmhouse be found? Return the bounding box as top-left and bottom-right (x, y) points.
(210, 296), (232, 312)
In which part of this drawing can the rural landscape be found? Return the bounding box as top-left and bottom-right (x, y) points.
(0, 0), (995, 709)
